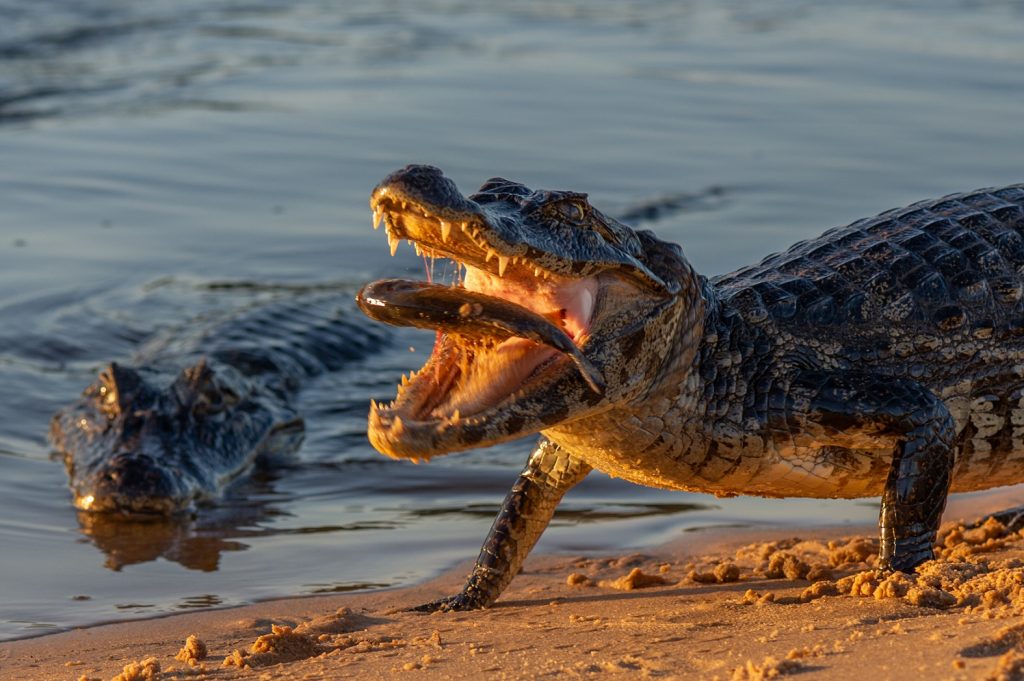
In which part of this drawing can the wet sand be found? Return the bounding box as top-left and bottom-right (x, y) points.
(5, 490), (1024, 681)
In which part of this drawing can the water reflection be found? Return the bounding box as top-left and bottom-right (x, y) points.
(403, 501), (716, 523)
(74, 477), (717, 572)
(76, 511), (250, 572)
(305, 581), (392, 595)
(72, 465), (288, 571)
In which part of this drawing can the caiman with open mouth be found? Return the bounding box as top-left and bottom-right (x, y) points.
(358, 164), (1024, 611)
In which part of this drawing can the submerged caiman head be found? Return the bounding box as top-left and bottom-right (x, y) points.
(361, 164), (701, 461)
(50, 359), (302, 515)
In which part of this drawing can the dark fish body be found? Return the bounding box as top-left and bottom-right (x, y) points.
(357, 279), (604, 394)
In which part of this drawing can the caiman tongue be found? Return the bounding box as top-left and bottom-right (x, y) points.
(357, 279), (604, 395)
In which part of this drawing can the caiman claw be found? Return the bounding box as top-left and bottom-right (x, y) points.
(411, 590), (490, 613)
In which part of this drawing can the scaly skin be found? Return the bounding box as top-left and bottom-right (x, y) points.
(361, 166), (1024, 610)
(51, 293), (387, 514)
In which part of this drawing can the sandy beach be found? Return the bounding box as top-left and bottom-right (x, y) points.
(6, 490), (1024, 681)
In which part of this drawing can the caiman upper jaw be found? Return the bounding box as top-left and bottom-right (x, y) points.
(370, 164), (673, 294)
(372, 164), (482, 223)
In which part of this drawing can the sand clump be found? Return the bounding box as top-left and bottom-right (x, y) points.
(736, 536), (866, 583)
(939, 516), (1018, 560)
(223, 625), (322, 669)
(822, 516), (1024, 615)
(110, 657), (160, 681)
(174, 634), (207, 666)
(730, 515), (1024, 617)
(294, 607), (371, 635)
(402, 654), (440, 671)
(800, 580), (840, 602)
(765, 552), (811, 580)
(221, 608), (396, 669)
(728, 655), (804, 680)
(826, 537), (879, 567)
(566, 572), (592, 587)
(599, 567), (671, 591)
(725, 644), (827, 679)
(691, 561), (742, 584)
(740, 589), (777, 606)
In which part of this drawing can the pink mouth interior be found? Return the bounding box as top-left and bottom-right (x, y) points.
(421, 265), (598, 419)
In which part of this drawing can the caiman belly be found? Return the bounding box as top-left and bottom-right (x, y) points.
(548, 382), (1024, 499)
(547, 415), (896, 499)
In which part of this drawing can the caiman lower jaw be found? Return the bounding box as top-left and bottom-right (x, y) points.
(366, 270), (603, 462)
(72, 489), (188, 516)
(367, 344), (556, 461)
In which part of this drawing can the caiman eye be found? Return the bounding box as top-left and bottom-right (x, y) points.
(99, 385), (117, 415)
(192, 386), (239, 416)
(553, 200), (587, 222)
(91, 380), (119, 419)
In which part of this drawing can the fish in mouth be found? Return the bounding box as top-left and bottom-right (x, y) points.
(357, 279), (605, 395)
(358, 164), (684, 462)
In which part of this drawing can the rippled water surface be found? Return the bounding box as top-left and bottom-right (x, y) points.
(1, 0), (1023, 640)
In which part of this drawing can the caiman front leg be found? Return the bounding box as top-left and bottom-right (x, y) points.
(414, 437), (591, 612)
(782, 371), (957, 572)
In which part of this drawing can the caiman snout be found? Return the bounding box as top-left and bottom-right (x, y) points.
(77, 453), (187, 515)
(371, 164), (481, 219)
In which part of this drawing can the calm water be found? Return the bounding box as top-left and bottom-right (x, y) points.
(1, 0), (1023, 641)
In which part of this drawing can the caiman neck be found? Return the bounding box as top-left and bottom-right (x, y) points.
(544, 252), (709, 443)
(642, 271), (714, 402)
(539, 265), (727, 492)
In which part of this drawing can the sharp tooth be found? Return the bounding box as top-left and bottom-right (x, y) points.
(370, 399), (379, 411)
(440, 221), (451, 242)
(451, 409), (460, 423)
(498, 255), (509, 277)
(393, 415), (405, 436)
(400, 200), (408, 210)
(388, 232), (400, 256)
(534, 267), (542, 277)
(460, 222), (469, 232)
(413, 242), (422, 257)
(485, 250), (494, 262)
(581, 287), (594, 322)
(373, 207), (384, 230)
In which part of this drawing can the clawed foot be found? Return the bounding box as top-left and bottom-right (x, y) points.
(410, 591), (488, 613)
(880, 554), (933, 574)
(878, 542), (934, 574)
